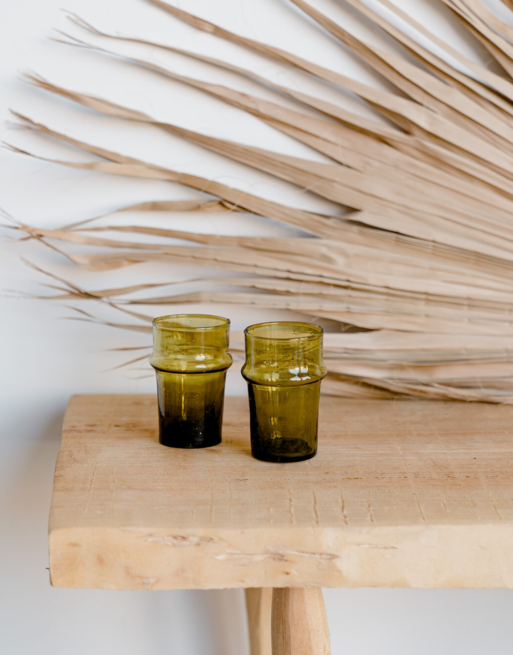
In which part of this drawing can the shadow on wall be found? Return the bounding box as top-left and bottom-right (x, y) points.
(0, 405), (249, 655)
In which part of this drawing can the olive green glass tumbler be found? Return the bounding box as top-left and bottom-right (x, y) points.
(241, 322), (327, 463)
(150, 315), (232, 448)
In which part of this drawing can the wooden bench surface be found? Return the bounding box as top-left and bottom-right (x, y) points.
(49, 394), (513, 589)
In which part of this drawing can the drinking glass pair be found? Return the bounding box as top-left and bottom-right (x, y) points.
(150, 314), (327, 463)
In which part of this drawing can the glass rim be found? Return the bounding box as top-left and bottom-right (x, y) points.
(244, 321), (323, 342)
(153, 314), (231, 331)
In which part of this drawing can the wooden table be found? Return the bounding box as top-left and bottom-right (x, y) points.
(49, 395), (513, 654)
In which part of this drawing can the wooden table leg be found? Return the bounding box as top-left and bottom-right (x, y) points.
(245, 588), (273, 655)
(271, 588), (331, 655)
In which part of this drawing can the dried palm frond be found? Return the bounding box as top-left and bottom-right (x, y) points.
(8, 0), (513, 401)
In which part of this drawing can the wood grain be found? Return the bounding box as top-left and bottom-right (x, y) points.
(272, 588), (330, 655)
(245, 588), (272, 655)
(49, 395), (513, 589)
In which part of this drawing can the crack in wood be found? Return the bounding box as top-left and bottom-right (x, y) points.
(144, 535), (220, 547)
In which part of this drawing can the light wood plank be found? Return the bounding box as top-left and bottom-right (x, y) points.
(271, 588), (330, 655)
(49, 395), (513, 589)
(245, 588), (272, 655)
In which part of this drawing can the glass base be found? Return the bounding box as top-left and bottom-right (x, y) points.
(159, 418), (222, 449)
(251, 439), (317, 464)
(156, 369), (226, 449)
(251, 437), (317, 463)
(247, 382), (320, 463)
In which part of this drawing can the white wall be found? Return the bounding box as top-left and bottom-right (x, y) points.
(1, 0), (513, 652)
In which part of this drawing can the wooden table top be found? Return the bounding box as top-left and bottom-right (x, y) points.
(49, 394), (513, 590)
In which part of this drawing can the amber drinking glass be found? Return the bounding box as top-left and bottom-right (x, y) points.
(241, 322), (327, 463)
(150, 315), (232, 448)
